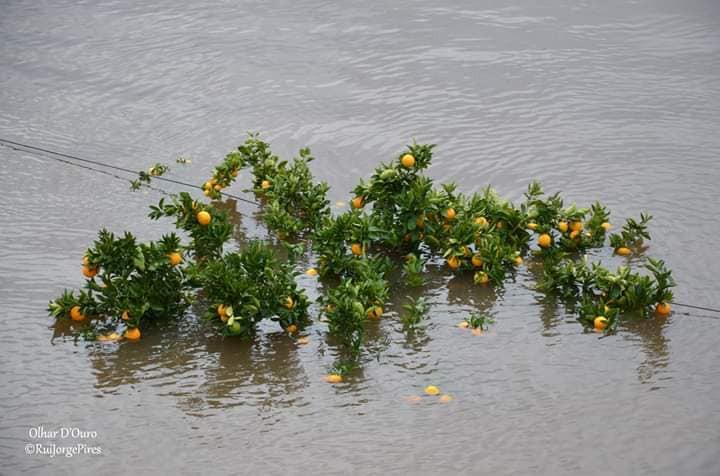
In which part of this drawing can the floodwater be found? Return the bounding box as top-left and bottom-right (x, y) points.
(1, 0), (719, 474)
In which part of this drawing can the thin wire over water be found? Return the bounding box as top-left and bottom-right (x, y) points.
(0, 137), (260, 206)
(4, 137), (720, 317)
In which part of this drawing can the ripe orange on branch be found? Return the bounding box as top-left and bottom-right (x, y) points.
(401, 154), (416, 168)
(538, 234), (552, 248)
(82, 266), (98, 278)
(168, 252), (183, 266)
(196, 211), (211, 226)
(70, 306), (85, 322)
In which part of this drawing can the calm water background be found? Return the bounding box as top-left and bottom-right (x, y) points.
(1, 1), (719, 474)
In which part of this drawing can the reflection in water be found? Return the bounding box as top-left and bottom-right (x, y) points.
(195, 332), (308, 412)
(85, 319), (311, 416)
(535, 294), (565, 334)
(211, 197), (249, 246)
(447, 271), (505, 307)
(621, 316), (671, 387)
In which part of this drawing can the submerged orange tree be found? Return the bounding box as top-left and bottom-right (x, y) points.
(49, 134), (675, 373)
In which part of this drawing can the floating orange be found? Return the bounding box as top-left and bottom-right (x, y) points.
(656, 302), (671, 316)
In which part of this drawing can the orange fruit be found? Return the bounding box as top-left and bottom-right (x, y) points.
(570, 221), (584, 232)
(439, 394), (453, 403)
(217, 304), (226, 317)
(98, 332), (121, 342)
(121, 310), (130, 321)
(305, 268), (318, 276)
(527, 222), (538, 231)
(569, 230), (580, 239)
(458, 321), (469, 329)
(401, 154), (416, 168)
(82, 266), (98, 278)
(446, 208), (456, 220)
(284, 297), (295, 309)
(447, 256), (460, 270)
(214, 184), (223, 192)
(656, 302), (671, 316)
(601, 222), (612, 232)
(474, 271), (489, 285)
(203, 189), (212, 197)
(351, 196), (364, 209)
(82, 256), (90, 267)
(513, 256), (523, 266)
(168, 252), (183, 266)
(537, 233), (552, 248)
(196, 211), (211, 226)
(615, 247), (631, 256)
(350, 243), (363, 256)
(474, 216), (488, 228)
(471, 254), (483, 268)
(70, 306), (85, 322)
(287, 324), (298, 334)
(424, 385), (440, 396)
(125, 327), (141, 340)
(261, 179), (271, 190)
(325, 374), (343, 384)
(231, 170), (238, 177)
(594, 316), (608, 332)
(557, 221), (569, 233)
(471, 328), (483, 336)
(367, 306), (383, 320)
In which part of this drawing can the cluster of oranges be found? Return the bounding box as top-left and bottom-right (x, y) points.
(55, 136), (676, 366)
(201, 168), (239, 198)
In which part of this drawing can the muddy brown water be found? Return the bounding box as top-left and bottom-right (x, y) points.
(1, 1), (720, 474)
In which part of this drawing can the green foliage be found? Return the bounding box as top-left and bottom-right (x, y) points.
(48, 229), (191, 330)
(403, 254), (425, 287)
(401, 297), (427, 329)
(130, 163), (170, 191)
(262, 147), (330, 236)
(148, 192), (232, 261)
(465, 313), (495, 331)
(609, 213), (653, 249)
(51, 134), (676, 350)
(199, 241), (310, 337)
(539, 257), (675, 332)
(319, 256), (389, 357)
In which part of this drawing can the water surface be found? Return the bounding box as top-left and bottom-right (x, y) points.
(1, 1), (719, 474)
